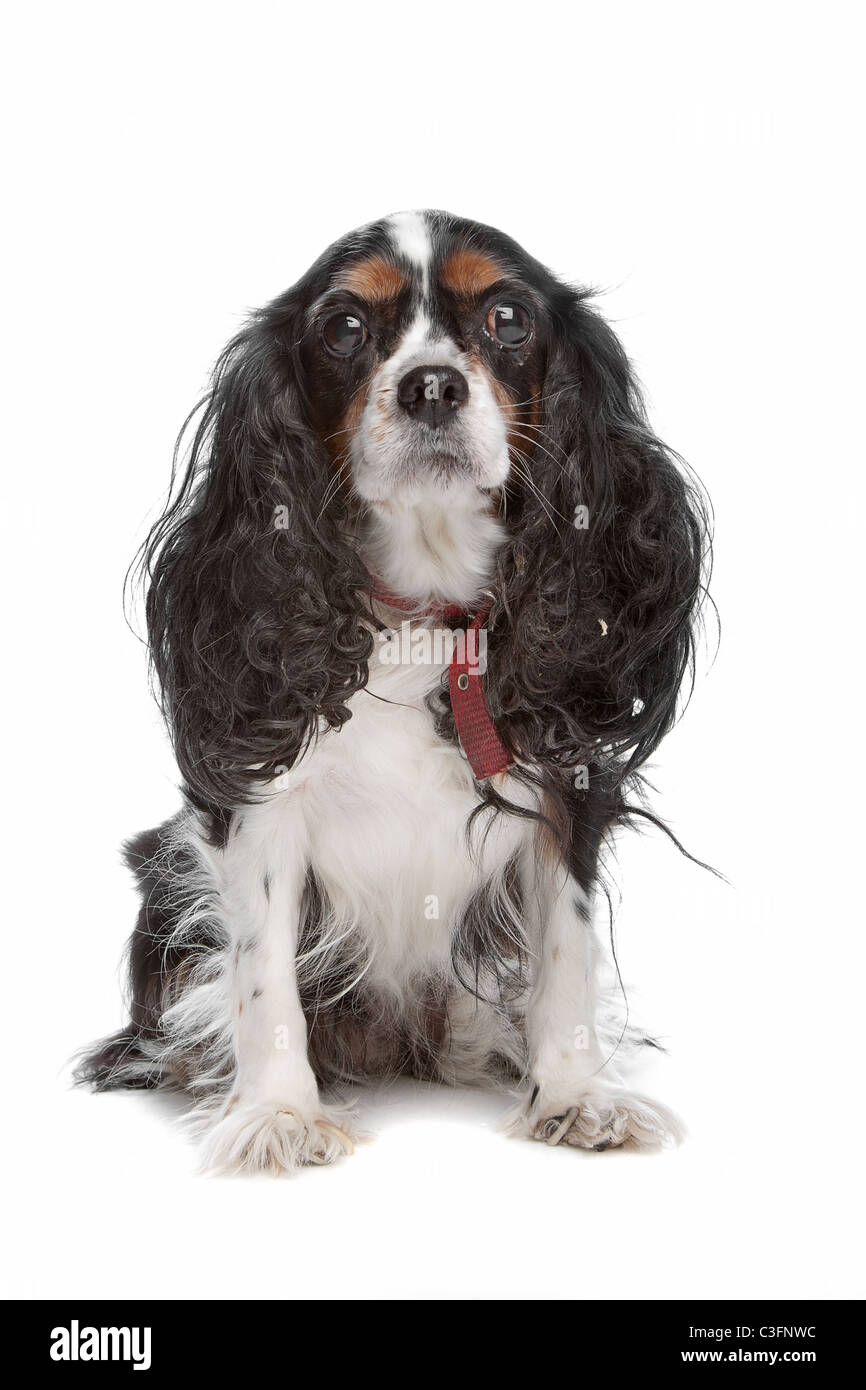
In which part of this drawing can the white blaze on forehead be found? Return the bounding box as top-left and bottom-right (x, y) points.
(395, 311), (433, 354)
(387, 210), (432, 295)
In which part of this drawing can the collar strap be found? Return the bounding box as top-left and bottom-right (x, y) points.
(371, 583), (512, 781)
(370, 583), (466, 621)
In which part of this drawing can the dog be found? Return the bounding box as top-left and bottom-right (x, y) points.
(78, 210), (710, 1173)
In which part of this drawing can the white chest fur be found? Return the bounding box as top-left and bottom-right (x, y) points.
(237, 635), (531, 992)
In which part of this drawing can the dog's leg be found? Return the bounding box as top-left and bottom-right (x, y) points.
(517, 851), (683, 1151)
(199, 801), (357, 1176)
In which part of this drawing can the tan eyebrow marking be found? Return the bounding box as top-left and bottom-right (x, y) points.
(440, 248), (504, 297)
(334, 256), (407, 304)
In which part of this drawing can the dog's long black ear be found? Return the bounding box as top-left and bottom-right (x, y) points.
(492, 290), (710, 782)
(140, 291), (372, 810)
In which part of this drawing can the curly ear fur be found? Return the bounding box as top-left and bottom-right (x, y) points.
(485, 287), (711, 786)
(141, 290), (373, 809)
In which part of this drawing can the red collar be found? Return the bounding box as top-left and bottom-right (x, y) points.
(371, 583), (512, 781)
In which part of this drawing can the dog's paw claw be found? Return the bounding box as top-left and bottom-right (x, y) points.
(527, 1088), (684, 1152)
(200, 1100), (361, 1176)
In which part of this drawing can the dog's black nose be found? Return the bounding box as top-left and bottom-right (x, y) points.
(396, 365), (469, 427)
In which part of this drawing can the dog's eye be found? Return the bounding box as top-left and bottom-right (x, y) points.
(486, 301), (532, 347)
(322, 312), (367, 357)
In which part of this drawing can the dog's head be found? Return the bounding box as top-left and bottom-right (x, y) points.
(302, 210), (545, 498)
(143, 211), (710, 809)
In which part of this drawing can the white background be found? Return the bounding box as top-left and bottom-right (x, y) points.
(2, 1), (863, 1300)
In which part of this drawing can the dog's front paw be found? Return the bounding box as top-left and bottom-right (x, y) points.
(517, 1085), (684, 1152)
(199, 1098), (359, 1176)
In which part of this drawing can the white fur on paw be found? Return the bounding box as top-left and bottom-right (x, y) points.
(528, 1087), (684, 1152)
(200, 1100), (359, 1176)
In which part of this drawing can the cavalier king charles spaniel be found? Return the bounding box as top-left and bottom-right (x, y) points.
(78, 210), (710, 1173)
